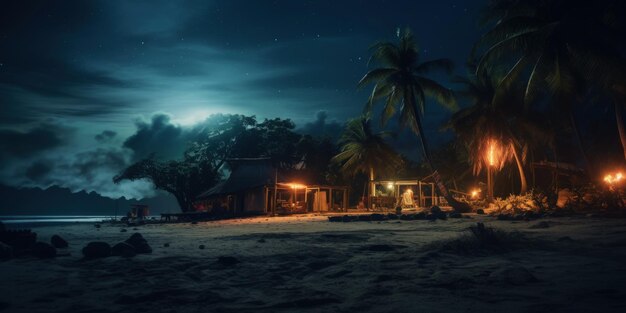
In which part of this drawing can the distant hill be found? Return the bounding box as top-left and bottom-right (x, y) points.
(0, 184), (179, 216)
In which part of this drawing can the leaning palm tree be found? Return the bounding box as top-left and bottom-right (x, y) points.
(359, 28), (470, 211)
(332, 115), (403, 195)
(475, 0), (626, 167)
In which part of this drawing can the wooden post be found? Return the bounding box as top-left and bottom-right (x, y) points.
(272, 169), (277, 216)
(329, 187), (333, 211)
(432, 182), (436, 206)
(418, 181), (423, 208)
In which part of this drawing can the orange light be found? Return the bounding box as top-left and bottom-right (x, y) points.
(289, 183), (306, 189)
(470, 188), (481, 199)
(483, 139), (502, 168)
(604, 171), (624, 185)
(488, 142), (496, 166)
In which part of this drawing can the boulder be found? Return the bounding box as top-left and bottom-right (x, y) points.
(449, 212), (463, 218)
(0, 230), (37, 252)
(556, 189), (574, 208)
(33, 242), (57, 258)
(50, 235), (68, 248)
(0, 242), (13, 259)
(357, 215), (371, 222)
(111, 242), (136, 258)
(328, 216), (342, 222)
(125, 233), (152, 254)
(430, 206), (442, 215)
(371, 214), (386, 221)
(497, 214), (512, 221)
(82, 241), (111, 258)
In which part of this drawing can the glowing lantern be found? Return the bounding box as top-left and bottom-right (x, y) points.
(387, 182), (394, 190)
(470, 188), (481, 199)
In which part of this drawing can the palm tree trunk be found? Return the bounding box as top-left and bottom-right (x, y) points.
(414, 115), (472, 212)
(175, 193), (191, 213)
(569, 111), (593, 175)
(368, 166), (375, 209)
(369, 167), (375, 196)
(615, 101), (626, 161)
(511, 142), (528, 194)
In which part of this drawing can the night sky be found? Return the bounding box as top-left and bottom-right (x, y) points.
(0, 1), (483, 211)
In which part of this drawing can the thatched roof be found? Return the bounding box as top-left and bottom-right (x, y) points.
(196, 158), (284, 199)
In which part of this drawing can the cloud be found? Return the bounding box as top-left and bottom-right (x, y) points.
(2, 146), (156, 200)
(0, 123), (72, 160)
(123, 113), (188, 161)
(0, 120), (156, 200)
(298, 111), (344, 142)
(95, 130), (117, 143)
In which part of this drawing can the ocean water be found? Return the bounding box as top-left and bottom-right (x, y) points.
(0, 215), (118, 228)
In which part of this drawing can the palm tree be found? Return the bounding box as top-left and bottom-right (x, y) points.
(358, 28), (471, 211)
(448, 69), (553, 197)
(332, 115), (403, 199)
(475, 0), (626, 168)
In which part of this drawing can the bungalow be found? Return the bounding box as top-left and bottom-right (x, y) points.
(194, 158), (349, 215)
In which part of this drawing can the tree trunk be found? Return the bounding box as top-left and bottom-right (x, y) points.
(414, 114), (472, 212)
(369, 166), (375, 196)
(615, 101), (626, 161)
(569, 111), (593, 175)
(175, 193), (191, 212)
(368, 166), (375, 209)
(511, 142), (528, 194)
(487, 166), (493, 202)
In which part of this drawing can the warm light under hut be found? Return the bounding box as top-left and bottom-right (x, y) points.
(369, 179), (438, 210)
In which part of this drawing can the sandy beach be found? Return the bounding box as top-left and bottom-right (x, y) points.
(1, 215), (626, 313)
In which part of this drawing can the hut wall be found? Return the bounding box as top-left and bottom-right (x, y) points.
(243, 186), (265, 212)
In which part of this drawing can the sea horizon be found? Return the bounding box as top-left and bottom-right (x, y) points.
(0, 215), (128, 228)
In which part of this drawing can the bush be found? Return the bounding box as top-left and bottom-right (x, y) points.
(488, 191), (549, 215)
(425, 223), (535, 255)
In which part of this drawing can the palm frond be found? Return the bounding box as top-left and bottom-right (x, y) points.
(415, 58), (454, 74)
(416, 77), (458, 111)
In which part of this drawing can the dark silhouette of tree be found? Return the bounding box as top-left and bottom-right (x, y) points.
(332, 115), (403, 201)
(448, 69), (553, 194)
(113, 154), (220, 212)
(475, 0), (626, 167)
(114, 114), (311, 212)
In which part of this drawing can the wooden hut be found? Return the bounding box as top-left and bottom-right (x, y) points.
(195, 158), (349, 215)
